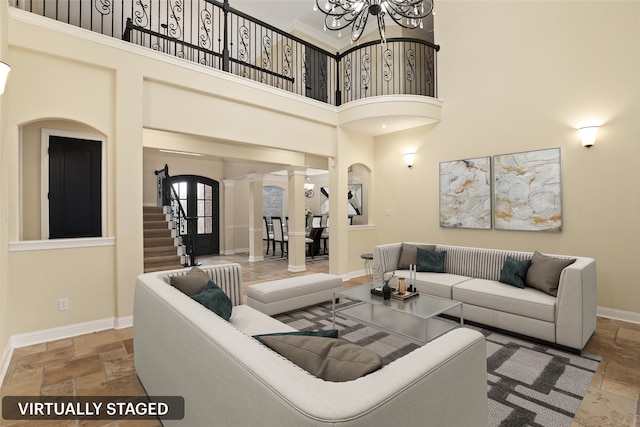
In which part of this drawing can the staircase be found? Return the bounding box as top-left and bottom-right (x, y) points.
(143, 206), (184, 273)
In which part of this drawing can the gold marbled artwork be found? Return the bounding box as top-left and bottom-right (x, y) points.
(494, 148), (562, 231)
(439, 156), (491, 229)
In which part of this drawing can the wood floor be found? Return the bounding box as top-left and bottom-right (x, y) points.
(1, 253), (638, 427)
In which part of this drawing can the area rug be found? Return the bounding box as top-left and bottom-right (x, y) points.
(274, 300), (600, 427)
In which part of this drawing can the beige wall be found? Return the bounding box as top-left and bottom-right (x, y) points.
(0, 1), (637, 362)
(373, 1), (640, 315)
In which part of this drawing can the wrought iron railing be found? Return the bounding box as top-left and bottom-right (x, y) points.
(155, 164), (198, 266)
(10, 0), (439, 105)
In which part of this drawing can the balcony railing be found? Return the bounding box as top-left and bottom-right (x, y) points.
(10, 0), (439, 106)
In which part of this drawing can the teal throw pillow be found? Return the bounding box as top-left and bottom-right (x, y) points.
(191, 280), (232, 321)
(416, 248), (446, 273)
(499, 256), (532, 288)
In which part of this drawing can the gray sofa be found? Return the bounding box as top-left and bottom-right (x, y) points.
(373, 243), (597, 352)
(134, 263), (488, 427)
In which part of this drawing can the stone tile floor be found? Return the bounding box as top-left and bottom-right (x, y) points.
(1, 253), (638, 426)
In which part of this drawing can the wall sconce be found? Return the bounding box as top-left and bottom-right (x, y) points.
(0, 61), (11, 95)
(404, 151), (415, 168)
(578, 126), (599, 148)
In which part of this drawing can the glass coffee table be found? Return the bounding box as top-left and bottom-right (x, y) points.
(333, 283), (463, 345)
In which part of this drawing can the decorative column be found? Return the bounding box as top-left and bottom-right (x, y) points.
(222, 179), (235, 255)
(287, 167), (307, 272)
(247, 174), (264, 262)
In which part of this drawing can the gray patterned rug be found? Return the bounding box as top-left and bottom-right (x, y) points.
(274, 300), (600, 427)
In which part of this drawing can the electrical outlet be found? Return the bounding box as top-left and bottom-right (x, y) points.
(58, 298), (69, 311)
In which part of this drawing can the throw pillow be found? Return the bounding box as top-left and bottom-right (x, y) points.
(397, 243), (436, 270)
(253, 329), (339, 343)
(258, 335), (382, 382)
(416, 248), (446, 273)
(499, 256), (532, 288)
(525, 251), (576, 296)
(191, 280), (232, 321)
(170, 267), (210, 296)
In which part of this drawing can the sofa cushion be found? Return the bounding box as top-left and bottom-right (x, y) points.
(417, 248), (446, 273)
(258, 335), (382, 382)
(499, 256), (532, 288)
(453, 278), (556, 322)
(525, 251), (576, 296)
(397, 243), (435, 269)
(191, 280), (232, 321)
(170, 266), (209, 296)
(436, 245), (532, 281)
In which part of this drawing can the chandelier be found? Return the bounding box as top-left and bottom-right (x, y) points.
(313, 0), (434, 43)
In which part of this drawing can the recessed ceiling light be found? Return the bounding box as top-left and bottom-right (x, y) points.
(380, 124), (387, 129)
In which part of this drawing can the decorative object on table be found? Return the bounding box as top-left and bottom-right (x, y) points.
(397, 277), (406, 294)
(439, 156), (491, 229)
(370, 286), (397, 298)
(381, 271), (395, 300)
(391, 290), (419, 301)
(493, 147), (562, 231)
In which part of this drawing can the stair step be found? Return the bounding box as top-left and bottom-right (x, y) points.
(144, 237), (175, 247)
(144, 220), (170, 230)
(144, 212), (167, 222)
(144, 255), (182, 267)
(144, 228), (172, 238)
(143, 206), (164, 214)
(144, 246), (178, 257)
(143, 264), (185, 273)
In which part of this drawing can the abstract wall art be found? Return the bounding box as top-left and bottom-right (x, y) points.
(439, 156), (491, 229)
(493, 148), (562, 232)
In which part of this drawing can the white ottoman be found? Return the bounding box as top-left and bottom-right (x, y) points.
(246, 273), (343, 316)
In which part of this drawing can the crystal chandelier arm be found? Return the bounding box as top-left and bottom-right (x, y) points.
(383, 0), (433, 29)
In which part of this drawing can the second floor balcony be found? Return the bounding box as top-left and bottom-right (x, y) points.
(10, 0), (439, 107)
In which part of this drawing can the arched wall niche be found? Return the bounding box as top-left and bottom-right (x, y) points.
(19, 118), (107, 240)
(347, 163), (371, 226)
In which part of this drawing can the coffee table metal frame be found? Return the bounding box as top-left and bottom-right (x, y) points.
(333, 283), (463, 345)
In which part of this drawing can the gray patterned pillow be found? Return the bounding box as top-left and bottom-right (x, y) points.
(259, 335), (382, 382)
(398, 243), (436, 270)
(525, 251), (576, 296)
(170, 267), (209, 296)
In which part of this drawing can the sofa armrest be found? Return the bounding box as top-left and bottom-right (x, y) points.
(373, 243), (403, 281)
(555, 257), (597, 350)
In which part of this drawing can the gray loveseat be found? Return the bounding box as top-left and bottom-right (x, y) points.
(373, 243), (597, 352)
(134, 263), (488, 427)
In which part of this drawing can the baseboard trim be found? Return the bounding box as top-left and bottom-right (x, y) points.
(0, 342), (14, 390)
(597, 306), (640, 324)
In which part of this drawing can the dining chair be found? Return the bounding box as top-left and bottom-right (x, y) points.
(271, 217), (288, 257)
(263, 216), (274, 255)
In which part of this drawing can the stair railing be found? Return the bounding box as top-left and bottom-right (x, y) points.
(155, 164), (199, 267)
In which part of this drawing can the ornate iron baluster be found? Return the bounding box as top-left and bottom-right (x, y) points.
(238, 25), (250, 63)
(262, 35), (272, 70)
(361, 52), (371, 93)
(406, 48), (416, 82)
(167, 0), (183, 39)
(383, 48), (393, 82)
(133, 0), (149, 28)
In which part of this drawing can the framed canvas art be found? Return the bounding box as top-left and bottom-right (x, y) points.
(439, 156), (491, 229)
(493, 148), (562, 232)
